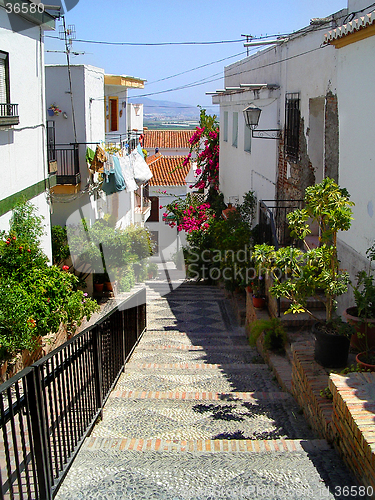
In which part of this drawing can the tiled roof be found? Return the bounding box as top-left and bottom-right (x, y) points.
(143, 130), (194, 149)
(324, 10), (375, 43)
(146, 154), (190, 186)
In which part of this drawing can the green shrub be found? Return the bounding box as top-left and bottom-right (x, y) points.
(0, 202), (99, 361)
(249, 318), (287, 352)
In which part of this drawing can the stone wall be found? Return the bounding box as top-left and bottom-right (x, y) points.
(291, 341), (333, 441)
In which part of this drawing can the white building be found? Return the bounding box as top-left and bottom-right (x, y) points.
(45, 65), (150, 231)
(104, 74), (145, 146)
(324, 6), (375, 309)
(45, 64), (105, 227)
(146, 154), (190, 261)
(0, 4), (57, 261)
(211, 0), (375, 311)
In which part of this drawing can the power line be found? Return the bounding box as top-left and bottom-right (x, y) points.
(128, 44), (328, 100)
(45, 35), (244, 46)
(146, 51), (247, 85)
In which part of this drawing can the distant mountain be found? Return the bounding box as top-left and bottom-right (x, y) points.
(129, 97), (201, 120)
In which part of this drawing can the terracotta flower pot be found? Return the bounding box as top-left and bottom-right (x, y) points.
(105, 281), (115, 292)
(356, 350), (375, 372)
(252, 296), (266, 309)
(94, 283), (104, 293)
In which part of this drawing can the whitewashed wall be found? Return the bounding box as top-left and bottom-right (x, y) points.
(336, 34), (375, 258)
(146, 186), (187, 261)
(0, 11), (52, 261)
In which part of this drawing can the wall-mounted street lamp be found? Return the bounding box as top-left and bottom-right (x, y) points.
(243, 104), (281, 140)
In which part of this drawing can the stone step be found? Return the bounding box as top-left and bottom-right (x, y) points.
(55, 441), (355, 500)
(279, 296), (326, 312)
(116, 365), (281, 394)
(129, 345), (259, 366)
(278, 310), (326, 328)
(91, 391), (313, 442)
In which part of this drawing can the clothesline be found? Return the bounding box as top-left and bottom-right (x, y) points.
(86, 143), (153, 196)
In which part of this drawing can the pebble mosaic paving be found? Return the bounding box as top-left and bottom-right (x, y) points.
(56, 283), (360, 500)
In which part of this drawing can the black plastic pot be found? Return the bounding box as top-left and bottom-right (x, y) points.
(313, 322), (350, 368)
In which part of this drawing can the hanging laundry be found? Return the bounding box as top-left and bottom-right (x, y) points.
(91, 145), (107, 172)
(117, 153), (138, 192)
(137, 143), (145, 158)
(131, 149), (153, 186)
(102, 155), (126, 195)
(86, 147), (95, 164)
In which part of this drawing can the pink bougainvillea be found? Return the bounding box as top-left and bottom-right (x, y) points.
(185, 109), (219, 191)
(162, 198), (215, 235)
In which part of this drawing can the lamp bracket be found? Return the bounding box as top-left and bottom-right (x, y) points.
(252, 129), (281, 140)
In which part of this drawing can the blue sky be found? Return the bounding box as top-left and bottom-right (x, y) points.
(45, 0), (346, 109)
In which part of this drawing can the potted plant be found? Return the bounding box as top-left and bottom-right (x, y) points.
(252, 275), (266, 309)
(344, 244), (375, 370)
(249, 318), (287, 353)
(253, 178), (355, 368)
(147, 262), (158, 279)
(93, 274), (105, 293)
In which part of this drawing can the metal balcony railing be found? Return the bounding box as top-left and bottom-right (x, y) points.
(0, 103), (19, 125)
(48, 143), (80, 185)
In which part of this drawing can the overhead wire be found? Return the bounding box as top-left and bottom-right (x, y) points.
(45, 35), (245, 46)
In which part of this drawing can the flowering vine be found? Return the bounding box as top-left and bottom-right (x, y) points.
(186, 108), (219, 191)
(162, 194), (215, 235)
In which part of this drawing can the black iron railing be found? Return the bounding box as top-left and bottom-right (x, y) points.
(0, 288), (146, 500)
(259, 199), (304, 249)
(47, 144), (80, 186)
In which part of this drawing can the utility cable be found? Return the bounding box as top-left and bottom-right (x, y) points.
(45, 35), (244, 46)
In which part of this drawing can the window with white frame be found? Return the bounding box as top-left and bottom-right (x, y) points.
(232, 111), (238, 148)
(223, 111), (228, 142)
(244, 122), (251, 153)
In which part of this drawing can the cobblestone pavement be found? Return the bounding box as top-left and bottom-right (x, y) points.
(56, 282), (359, 500)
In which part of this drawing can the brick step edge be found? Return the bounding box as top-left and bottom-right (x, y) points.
(84, 437), (331, 453)
(109, 390), (294, 401)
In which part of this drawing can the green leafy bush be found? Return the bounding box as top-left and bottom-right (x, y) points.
(0, 202), (99, 361)
(249, 318), (287, 352)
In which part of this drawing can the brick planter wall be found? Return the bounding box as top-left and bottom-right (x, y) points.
(291, 341), (333, 441)
(329, 372), (375, 493)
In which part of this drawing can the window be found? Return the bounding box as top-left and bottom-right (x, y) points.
(109, 97), (118, 132)
(223, 111), (228, 142)
(148, 196), (159, 222)
(0, 51), (19, 125)
(285, 93), (300, 161)
(232, 112), (238, 148)
(244, 122), (251, 153)
(0, 52), (9, 104)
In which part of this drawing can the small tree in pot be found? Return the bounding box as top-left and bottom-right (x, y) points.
(253, 178), (355, 367)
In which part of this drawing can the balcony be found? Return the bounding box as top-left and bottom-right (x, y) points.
(134, 191), (152, 225)
(0, 103), (19, 126)
(48, 143), (81, 185)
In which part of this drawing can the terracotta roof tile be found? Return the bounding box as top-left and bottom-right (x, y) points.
(143, 130), (194, 149)
(146, 154), (190, 186)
